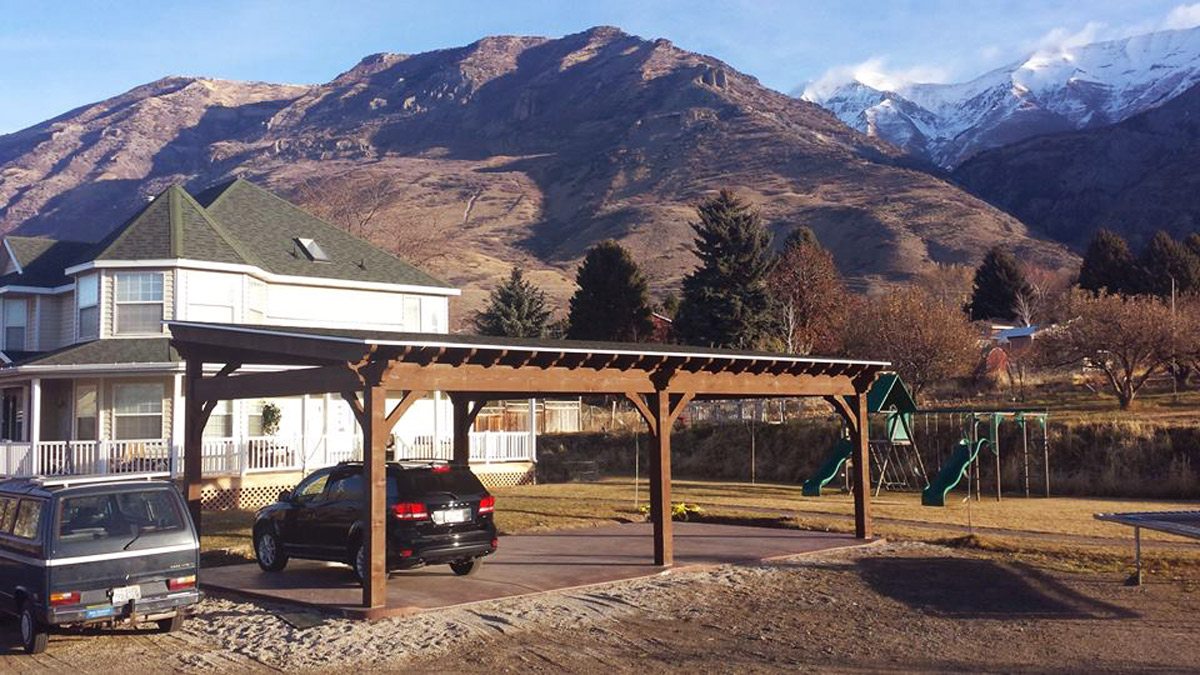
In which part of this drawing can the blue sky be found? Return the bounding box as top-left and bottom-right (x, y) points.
(1, 0), (1196, 134)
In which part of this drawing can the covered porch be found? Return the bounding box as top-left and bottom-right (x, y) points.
(169, 321), (889, 612)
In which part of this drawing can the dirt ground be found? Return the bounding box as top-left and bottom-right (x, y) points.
(2, 542), (1198, 673)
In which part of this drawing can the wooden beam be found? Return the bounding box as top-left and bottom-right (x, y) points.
(851, 392), (872, 539)
(668, 391), (695, 425)
(342, 392), (366, 431)
(624, 392), (657, 436)
(361, 384), (389, 608)
(824, 394), (858, 432)
(195, 365), (362, 401)
(385, 390), (429, 426)
(170, 325), (371, 364)
(649, 392), (673, 566)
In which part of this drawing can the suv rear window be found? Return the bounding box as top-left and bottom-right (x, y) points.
(389, 469), (487, 500)
(57, 490), (183, 544)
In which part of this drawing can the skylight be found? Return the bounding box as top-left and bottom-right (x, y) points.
(295, 237), (331, 262)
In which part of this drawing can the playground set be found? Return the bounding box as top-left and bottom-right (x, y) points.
(802, 373), (1052, 507)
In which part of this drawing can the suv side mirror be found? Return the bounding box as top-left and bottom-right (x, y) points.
(278, 489), (291, 502)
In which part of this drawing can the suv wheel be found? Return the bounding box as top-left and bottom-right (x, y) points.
(255, 529), (289, 572)
(350, 540), (367, 584)
(450, 558), (482, 576)
(157, 614), (185, 633)
(19, 601), (49, 654)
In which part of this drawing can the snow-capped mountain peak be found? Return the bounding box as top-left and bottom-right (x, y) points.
(804, 25), (1200, 167)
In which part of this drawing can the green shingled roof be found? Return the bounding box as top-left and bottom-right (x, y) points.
(0, 236), (95, 288)
(196, 179), (452, 288)
(7, 338), (179, 368)
(92, 185), (251, 266)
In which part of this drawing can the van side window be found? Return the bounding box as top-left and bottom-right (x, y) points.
(11, 499), (43, 540)
(0, 496), (16, 533)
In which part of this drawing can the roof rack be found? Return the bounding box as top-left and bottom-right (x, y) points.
(32, 472), (172, 488)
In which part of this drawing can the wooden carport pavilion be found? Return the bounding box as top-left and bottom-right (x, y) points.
(168, 322), (889, 609)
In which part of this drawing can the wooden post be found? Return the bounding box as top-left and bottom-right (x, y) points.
(452, 395), (471, 465)
(361, 384), (388, 609)
(648, 392), (672, 566)
(183, 359), (205, 533)
(851, 392), (872, 539)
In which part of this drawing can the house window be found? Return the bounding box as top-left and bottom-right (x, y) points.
(402, 296), (420, 331)
(114, 272), (164, 334)
(77, 273), (99, 339)
(247, 400), (267, 436)
(74, 384), (98, 441)
(113, 383), (163, 440)
(204, 400), (232, 438)
(4, 299), (26, 351)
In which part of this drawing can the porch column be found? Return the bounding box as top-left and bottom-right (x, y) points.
(29, 378), (41, 474)
(361, 384), (389, 609)
(528, 397), (537, 462)
(171, 374), (184, 477)
(851, 392), (872, 539)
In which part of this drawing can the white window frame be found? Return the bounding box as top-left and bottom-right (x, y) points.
(74, 383), (98, 441)
(112, 382), (164, 441)
(77, 273), (99, 340)
(3, 298), (27, 351)
(114, 271), (164, 336)
(203, 400), (233, 439)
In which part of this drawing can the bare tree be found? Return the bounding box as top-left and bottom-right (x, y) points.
(766, 232), (848, 355)
(1036, 290), (1189, 409)
(914, 263), (974, 311)
(843, 285), (979, 399)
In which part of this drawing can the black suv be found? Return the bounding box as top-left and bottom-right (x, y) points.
(252, 461), (497, 582)
(0, 474), (201, 654)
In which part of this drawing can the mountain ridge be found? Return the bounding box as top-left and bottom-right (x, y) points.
(0, 26), (1074, 323)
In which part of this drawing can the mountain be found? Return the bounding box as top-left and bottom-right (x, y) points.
(0, 26), (1073, 323)
(805, 26), (1200, 168)
(952, 82), (1200, 249)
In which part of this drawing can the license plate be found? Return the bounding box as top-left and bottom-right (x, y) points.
(110, 585), (142, 605)
(85, 606), (115, 619)
(433, 508), (470, 524)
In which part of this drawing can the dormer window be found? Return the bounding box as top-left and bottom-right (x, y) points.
(295, 238), (330, 262)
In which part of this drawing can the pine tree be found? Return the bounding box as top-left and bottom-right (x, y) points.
(566, 241), (654, 342)
(1079, 229), (1136, 295)
(674, 190), (775, 348)
(968, 246), (1032, 322)
(1139, 230), (1200, 297)
(473, 268), (551, 338)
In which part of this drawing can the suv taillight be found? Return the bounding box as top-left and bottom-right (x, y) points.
(391, 501), (429, 520)
(479, 495), (495, 514)
(49, 591), (80, 606)
(167, 575), (196, 591)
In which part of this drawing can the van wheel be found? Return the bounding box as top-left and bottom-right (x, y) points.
(19, 602), (49, 654)
(157, 614), (184, 633)
(450, 558), (482, 576)
(254, 530), (288, 572)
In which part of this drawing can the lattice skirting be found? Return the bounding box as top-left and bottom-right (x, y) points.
(475, 466), (536, 489)
(199, 466), (535, 510)
(201, 484), (295, 511)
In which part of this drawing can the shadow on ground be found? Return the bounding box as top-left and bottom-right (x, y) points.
(856, 557), (1138, 620)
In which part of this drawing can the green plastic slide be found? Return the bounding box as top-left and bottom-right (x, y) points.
(921, 438), (988, 506)
(802, 438), (854, 496)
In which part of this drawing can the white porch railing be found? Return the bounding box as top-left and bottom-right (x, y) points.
(398, 432), (534, 464)
(0, 430), (533, 480)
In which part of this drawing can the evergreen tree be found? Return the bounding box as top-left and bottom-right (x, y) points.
(674, 190), (775, 348)
(968, 246), (1032, 322)
(1079, 229), (1136, 295)
(473, 267), (551, 338)
(1185, 233), (1200, 260)
(1139, 230), (1200, 297)
(657, 292), (680, 319)
(566, 241), (654, 342)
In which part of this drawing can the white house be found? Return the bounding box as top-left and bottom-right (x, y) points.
(0, 179), (536, 503)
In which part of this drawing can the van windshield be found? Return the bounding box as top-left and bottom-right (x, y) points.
(56, 489), (184, 548)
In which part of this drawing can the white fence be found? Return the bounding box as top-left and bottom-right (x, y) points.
(398, 431), (534, 464)
(0, 430), (534, 479)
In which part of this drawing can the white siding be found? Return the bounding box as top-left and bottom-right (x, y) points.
(266, 283), (447, 332)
